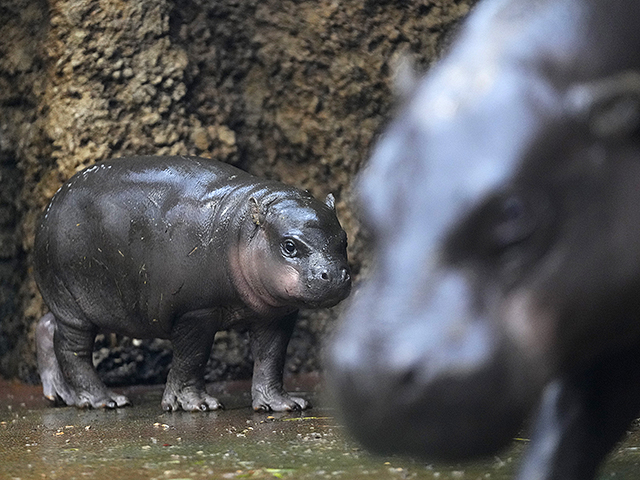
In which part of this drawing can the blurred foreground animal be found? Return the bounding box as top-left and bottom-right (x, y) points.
(329, 0), (640, 478)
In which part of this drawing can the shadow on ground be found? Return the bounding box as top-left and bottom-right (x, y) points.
(1, 375), (639, 479)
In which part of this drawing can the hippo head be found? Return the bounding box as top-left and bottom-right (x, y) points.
(328, 0), (640, 465)
(236, 191), (351, 314)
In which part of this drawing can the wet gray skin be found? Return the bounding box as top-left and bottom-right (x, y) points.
(329, 0), (640, 479)
(34, 155), (351, 413)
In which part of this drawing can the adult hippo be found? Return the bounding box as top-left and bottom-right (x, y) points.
(35, 155), (351, 412)
(329, 0), (640, 478)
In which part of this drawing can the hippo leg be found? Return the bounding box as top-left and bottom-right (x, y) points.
(517, 345), (640, 480)
(250, 312), (310, 412)
(49, 315), (130, 408)
(36, 313), (76, 405)
(161, 310), (223, 412)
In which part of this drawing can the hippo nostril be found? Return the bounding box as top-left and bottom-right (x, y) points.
(340, 267), (350, 283)
(318, 267), (350, 284)
(399, 368), (417, 388)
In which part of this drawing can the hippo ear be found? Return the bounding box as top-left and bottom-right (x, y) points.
(566, 71), (640, 138)
(249, 197), (265, 226)
(392, 54), (419, 100)
(325, 193), (336, 211)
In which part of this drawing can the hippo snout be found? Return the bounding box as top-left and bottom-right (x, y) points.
(306, 262), (351, 307)
(317, 265), (351, 284)
(329, 271), (540, 461)
(308, 257), (351, 287)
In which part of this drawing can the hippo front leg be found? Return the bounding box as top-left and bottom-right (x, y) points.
(517, 345), (640, 480)
(250, 312), (310, 412)
(162, 310), (223, 412)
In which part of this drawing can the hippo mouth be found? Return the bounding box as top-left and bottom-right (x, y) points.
(295, 282), (352, 309)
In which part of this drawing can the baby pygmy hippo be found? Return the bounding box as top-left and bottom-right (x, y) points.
(35, 156), (351, 412)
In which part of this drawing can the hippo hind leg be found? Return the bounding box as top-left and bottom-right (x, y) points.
(36, 312), (130, 409)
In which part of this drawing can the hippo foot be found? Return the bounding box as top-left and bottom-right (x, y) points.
(161, 386), (224, 412)
(252, 390), (311, 412)
(43, 371), (130, 409)
(75, 390), (131, 409)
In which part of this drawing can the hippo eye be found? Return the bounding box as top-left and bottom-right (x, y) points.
(281, 239), (298, 257)
(493, 195), (535, 248)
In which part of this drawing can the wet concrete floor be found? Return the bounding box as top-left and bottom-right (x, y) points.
(1, 376), (639, 480)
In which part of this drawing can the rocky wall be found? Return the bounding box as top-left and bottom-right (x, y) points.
(0, 0), (477, 384)
(0, 0), (50, 381)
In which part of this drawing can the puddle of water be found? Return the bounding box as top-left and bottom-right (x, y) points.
(0, 378), (637, 479)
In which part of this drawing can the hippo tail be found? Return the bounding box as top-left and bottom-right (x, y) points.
(36, 312), (76, 405)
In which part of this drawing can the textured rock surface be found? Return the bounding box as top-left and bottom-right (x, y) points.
(0, 0), (477, 384)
